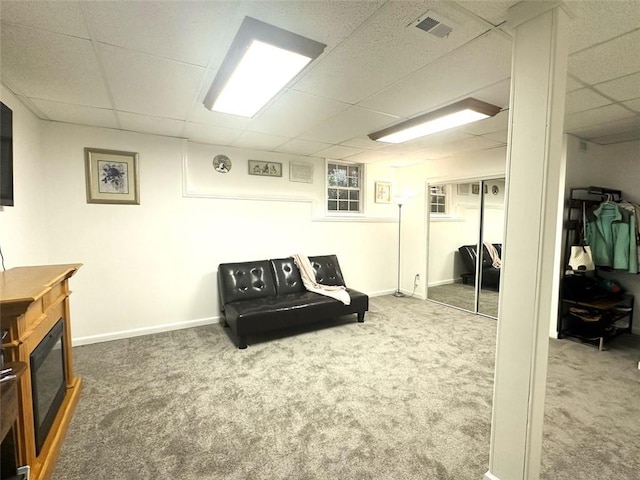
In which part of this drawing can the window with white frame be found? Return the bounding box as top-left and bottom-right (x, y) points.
(327, 161), (362, 213)
(429, 185), (448, 214)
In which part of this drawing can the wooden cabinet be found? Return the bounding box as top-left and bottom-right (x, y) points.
(0, 265), (82, 480)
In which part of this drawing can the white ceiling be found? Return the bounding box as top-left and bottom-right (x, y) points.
(1, 1), (640, 167)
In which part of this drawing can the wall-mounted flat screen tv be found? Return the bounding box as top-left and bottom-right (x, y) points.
(1, 102), (15, 207)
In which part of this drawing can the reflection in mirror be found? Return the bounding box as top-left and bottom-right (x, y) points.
(477, 178), (506, 318)
(427, 182), (481, 312)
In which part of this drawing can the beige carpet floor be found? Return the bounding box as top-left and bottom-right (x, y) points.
(51, 296), (639, 480)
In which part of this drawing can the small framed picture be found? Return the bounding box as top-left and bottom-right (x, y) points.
(290, 161), (314, 183)
(248, 160), (282, 177)
(375, 181), (391, 204)
(457, 183), (470, 195)
(85, 147), (139, 204)
(472, 184), (480, 195)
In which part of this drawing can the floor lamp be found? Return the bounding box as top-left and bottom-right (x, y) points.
(393, 197), (405, 297)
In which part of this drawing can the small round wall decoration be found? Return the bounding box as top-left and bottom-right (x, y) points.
(213, 154), (232, 173)
(492, 185), (499, 195)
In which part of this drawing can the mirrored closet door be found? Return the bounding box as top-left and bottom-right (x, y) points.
(426, 178), (505, 318)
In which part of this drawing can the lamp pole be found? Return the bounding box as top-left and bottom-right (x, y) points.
(393, 201), (405, 297)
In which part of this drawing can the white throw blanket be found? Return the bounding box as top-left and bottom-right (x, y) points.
(292, 254), (351, 305)
(483, 242), (501, 269)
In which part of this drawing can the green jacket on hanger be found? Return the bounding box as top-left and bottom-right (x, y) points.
(585, 202), (638, 274)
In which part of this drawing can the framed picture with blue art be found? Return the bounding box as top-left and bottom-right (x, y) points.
(84, 147), (140, 204)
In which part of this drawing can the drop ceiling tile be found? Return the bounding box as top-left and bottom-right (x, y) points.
(340, 137), (388, 150)
(0, 25), (111, 107)
(300, 106), (399, 145)
(565, 88), (612, 115)
(463, 110), (510, 135)
(360, 31), (512, 118)
(248, 90), (350, 137)
(229, 0), (384, 52)
(118, 112), (186, 138)
(84, 2), (235, 66)
(30, 99), (118, 128)
(1, 1), (89, 38)
(346, 149), (404, 165)
(187, 102), (253, 131)
(566, 0), (640, 54)
(481, 130), (508, 144)
(568, 117), (640, 138)
(99, 44), (206, 119)
(275, 139), (332, 156)
(565, 76), (583, 92)
(437, 135), (505, 156)
(564, 104), (636, 132)
(568, 29), (640, 84)
(595, 72), (640, 102)
(591, 128), (640, 145)
(231, 131), (290, 151)
(568, 116), (640, 140)
(467, 79), (512, 113)
(454, 1), (518, 26)
(315, 145), (365, 160)
(294, 1), (489, 104)
(183, 122), (242, 146)
(623, 99), (640, 112)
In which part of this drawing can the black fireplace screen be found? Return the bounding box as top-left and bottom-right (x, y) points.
(30, 318), (66, 455)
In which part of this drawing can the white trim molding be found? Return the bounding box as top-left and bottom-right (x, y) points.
(72, 316), (220, 347)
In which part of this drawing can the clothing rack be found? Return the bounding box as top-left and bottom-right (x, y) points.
(557, 186), (637, 350)
(564, 186), (622, 264)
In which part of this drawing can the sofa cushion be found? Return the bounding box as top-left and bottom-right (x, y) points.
(225, 289), (369, 336)
(218, 260), (277, 305)
(308, 255), (345, 286)
(271, 257), (305, 295)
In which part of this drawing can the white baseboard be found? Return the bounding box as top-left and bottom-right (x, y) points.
(368, 289), (425, 299)
(71, 289), (430, 347)
(428, 278), (461, 287)
(72, 316), (221, 346)
(368, 289), (396, 297)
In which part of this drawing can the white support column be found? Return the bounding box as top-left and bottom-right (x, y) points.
(485, 2), (570, 480)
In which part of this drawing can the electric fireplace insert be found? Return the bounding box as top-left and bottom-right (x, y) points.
(30, 318), (66, 455)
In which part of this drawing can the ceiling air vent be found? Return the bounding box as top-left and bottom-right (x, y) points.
(412, 11), (454, 38)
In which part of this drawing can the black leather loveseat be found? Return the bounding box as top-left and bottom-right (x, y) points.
(218, 255), (369, 349)
(458, 244), (502, 290)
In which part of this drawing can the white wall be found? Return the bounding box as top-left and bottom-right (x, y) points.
(563, 135), (640, 334)
(2, 108), (401, 344)
(0, 86), (49, 266)
(397, 147), (507, 297)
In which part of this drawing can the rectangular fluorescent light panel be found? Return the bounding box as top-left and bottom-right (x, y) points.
(369, 98), (501, 144)
(204, 17), (326, 118)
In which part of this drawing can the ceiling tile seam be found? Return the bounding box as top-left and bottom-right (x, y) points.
(288, 87), (355, 108)
(49, 118), (188, 141)
(568, 25), (640, 57)
(581, 83), (640, 116)
(17, 95), (118, 113)
(91, 40), (211, 69)
(1, 87), (51, 121)
(0, 20), (91, 41)
(113, 108), (190, 123)
(448, 1), (509, 30)
(564, 101), (635, 119)
(79, 3), (121, 130)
